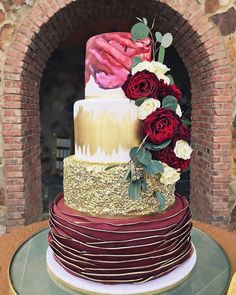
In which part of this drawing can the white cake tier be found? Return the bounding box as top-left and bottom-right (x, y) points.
(85, 76), (127, 100)
(74, 98), (140, 163)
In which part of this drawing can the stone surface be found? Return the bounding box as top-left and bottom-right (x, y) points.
(2, 0), (26, 12)
(227, 34), (236, 62)
(212, 7), (236, 35)
(219, 0), (231, 5)
(0, 23), (14, 50)
(0, 10), (6, 23)
(0, 206), (7, 224)
(205, 0), (220, 14)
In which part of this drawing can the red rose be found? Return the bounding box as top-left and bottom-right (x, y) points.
(153, 146), (190, 171)
(156, 80), (182, 101)
(172, 124), (191, 146)
(122, 70), (159, 100)
(143, 108), (180, 144)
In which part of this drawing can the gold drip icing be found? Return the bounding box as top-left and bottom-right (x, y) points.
(74, 106), (140, 157)
(63, 156), (175, 216)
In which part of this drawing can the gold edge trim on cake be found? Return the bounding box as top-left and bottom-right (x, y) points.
(47, 255), (195, 295)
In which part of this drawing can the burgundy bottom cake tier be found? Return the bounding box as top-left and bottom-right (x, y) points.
(48, 193), (193, 284)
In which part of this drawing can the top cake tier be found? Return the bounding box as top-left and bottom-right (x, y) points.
(85, 32), (152, 99)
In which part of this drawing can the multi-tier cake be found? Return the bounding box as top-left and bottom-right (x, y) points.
(47, 20), (196, 295)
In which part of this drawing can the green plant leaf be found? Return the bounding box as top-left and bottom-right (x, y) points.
(105, 164), (120, 171)
(158, 46), (165, 63)
(135, 97), (148, 107)
(123, 168), (131, 182)
(155, 32), (162, 43)
(161, 33), (173, 48)
(141, 175), (147, 192)
(131, 22), (150, 40)
(155, 191), (165, 211)
(129, 180), (141, 200)
(136, 148), (152, 166)
(144, 160), (164, 175)
(166, 74), (174, 85)
(144, 139), (171, 151)
(183, 119), (191, 127)
(143, 17), (148, 25)
(162, 95), (177, 111)
(132, 56), (142, 68)
(129, 147), (142, 165)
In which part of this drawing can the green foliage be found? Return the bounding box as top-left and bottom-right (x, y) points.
(155, 32), (162, 43)
(129, 180), (141, 200)
(162, 95), (177, 111)
(105, 164), (120, 171)
(166, 74), (174, 85)
(161, 33), (173, 48)
(155, 191), (165, 211)
(183, 119), (191, 127)
(129, 147), (152, 166)
(141, 175), (147, 192)
(158, 46), (165, 63)
(131, 22), (150, 41)
(143, 17), (148, 25)
(144, 160), (164, 175)
(135, 97), (148, 107)
(144, 139), (171, 151)
(132, 56), (142, 68)
(123, 168), (131, 182)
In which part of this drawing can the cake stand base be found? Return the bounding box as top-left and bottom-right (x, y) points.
(46, 246), (197, 295)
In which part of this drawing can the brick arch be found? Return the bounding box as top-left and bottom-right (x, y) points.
(2, 0), (232, 231)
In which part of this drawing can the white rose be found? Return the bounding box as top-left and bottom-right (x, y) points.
(174, 140), (193, 160)
(176, 104), (182, 117)
(132, 61), (170, 85)
(138, 98), (160, 120)
(160, 164), (180, 185)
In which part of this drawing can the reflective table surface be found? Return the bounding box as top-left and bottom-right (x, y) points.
(9, 228), (231, 295)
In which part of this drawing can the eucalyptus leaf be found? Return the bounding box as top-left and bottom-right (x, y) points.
(143, 17), (148, 25)
(155, 32), (162, 43)
(136, 148), (152, 166)
(135, 97), (148, 107)
(155, 191), (165, 211)
(129, 147), (142, 165)
(132, 56), (142, 68)
(158, 46), (165, 63)
(131, 23), (150, 40)
(129, 180), (141, 200)
(144, 139), (171, 151)
(166, 74), (174, 85)
(183, 119), (191, 127)
(123, 168), (131, 182)
(144, 160), (164, 175)
(162, 95), (177, 111)
(141, 175), (147, 192)
(105, 164), (120, 171)
(161, 33), (173, 48)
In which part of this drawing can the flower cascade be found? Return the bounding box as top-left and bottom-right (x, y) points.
(107, 18), (192, 211)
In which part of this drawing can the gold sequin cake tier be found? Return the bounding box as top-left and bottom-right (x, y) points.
(64, 155), (175, 217)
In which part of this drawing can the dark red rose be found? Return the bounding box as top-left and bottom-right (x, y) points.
(172, 124), (191, 146)
(153, 146), (190, 171)
(156, 80), (182, 101)
(143, 108), (180, 144)
(122, 70), (159, 100)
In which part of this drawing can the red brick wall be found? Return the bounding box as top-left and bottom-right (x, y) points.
(1, 0), (233, 230)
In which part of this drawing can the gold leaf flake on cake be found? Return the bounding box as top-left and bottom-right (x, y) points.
(63, 156), (175, 216)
